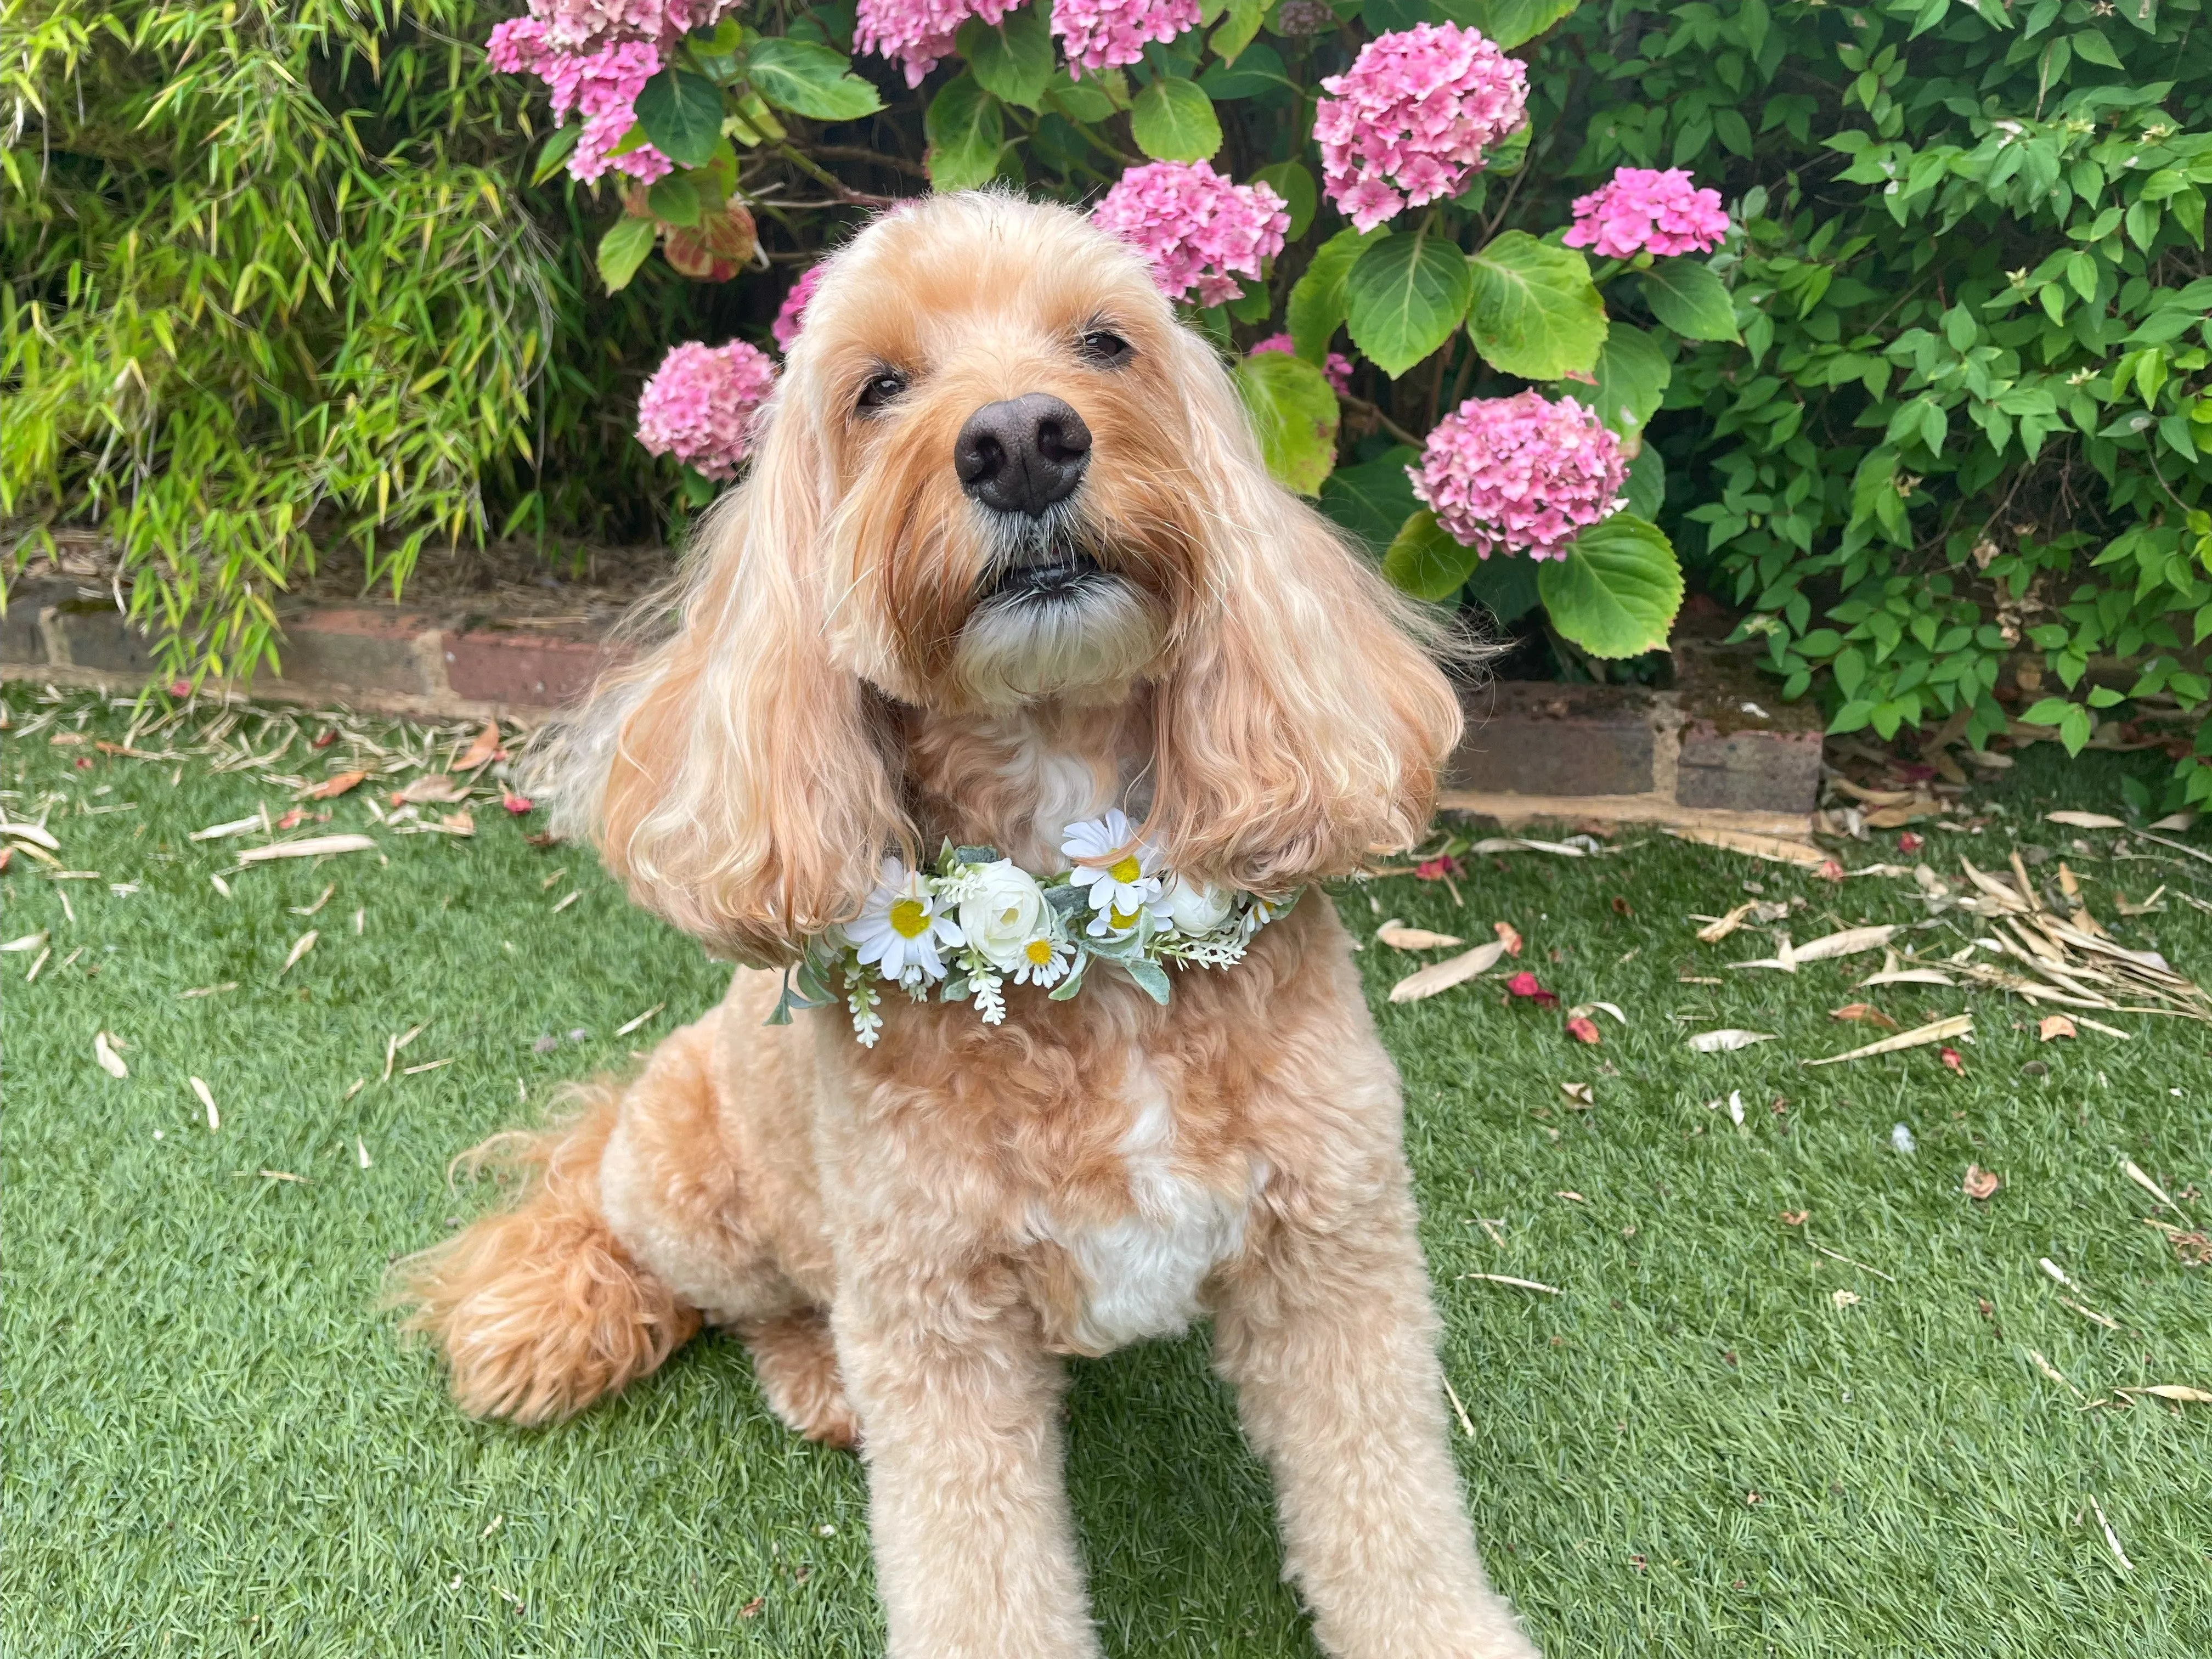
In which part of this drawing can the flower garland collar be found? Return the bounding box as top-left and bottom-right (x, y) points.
(771, 810), (1294, 1045)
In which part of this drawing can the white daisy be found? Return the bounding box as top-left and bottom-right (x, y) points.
(845, 857), (964, 983)
(1012, 934), (1073, 986)
(1060, 809), (1163, 918)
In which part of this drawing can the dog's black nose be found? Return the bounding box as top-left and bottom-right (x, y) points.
(954, 394), (1091, 516)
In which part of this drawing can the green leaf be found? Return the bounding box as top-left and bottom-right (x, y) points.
(634, 69), (725, 169)
(1212, 0), (1267, 62)
(1382, 509), (1482, 602)
(1536, 514), (1685, 658)
(1465, 550), (1544, 627)
(958, 12), (1054, 111)
(1622, 445), (1665, 519)
(595, 215), (657, 294)
(745, 38), (885, 122)
(1130, 77), (1222, 162)
(2070, 27), (2123, 66)
(1043, 70), (1116, 123)
(1287, 225), (1378, 362)
(1250, 160), (1317, 241)
(646, 176), (701, 227)
(1234, 352), (1340, 496)
(1118, 957), (1173, 1004)
(1639, 257), (1741, 343)
(1434, 0), (1581, 51)
(1464, 230), (1608, 380)
(1580, 323), (1671, 439)
(1346, 228), (1476, 378)
(1318, 445), (1420, 554)
(531, 124), (582, 186)
(924, 75), (1004, 191)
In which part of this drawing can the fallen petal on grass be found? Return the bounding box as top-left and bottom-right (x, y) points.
(191, 1076), (218, 1131)
(1493, 921), (1523, 955)
(1565, 1015), (1602, 1045)
(1963, 1164), (2001, 1200)
(1503, 970), (1559, 1007)
(2039, 1014), (2078, 1041)
(94, 1031), (128, 1079)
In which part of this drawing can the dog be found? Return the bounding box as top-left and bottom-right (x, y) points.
(396, 191), (1537, 1659)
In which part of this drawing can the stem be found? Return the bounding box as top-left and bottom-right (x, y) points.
(774, 143), (900, 206)
(807, 144), (928, 180)
(1339, 393), (1423, 448)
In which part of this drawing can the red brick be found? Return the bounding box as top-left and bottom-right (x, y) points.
(1447, 681), (1659, 798)
(274, 608), (437, 697)
(443, 628), (614, 707)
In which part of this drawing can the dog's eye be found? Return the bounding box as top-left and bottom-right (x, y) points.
(1078, 330), (1133, 368)
(857, 370), (908, 413)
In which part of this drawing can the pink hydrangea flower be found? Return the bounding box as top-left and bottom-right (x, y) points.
(529, 0), (737, 52)
(636, 341), (778, 481)
(1090, 161), (1289, 308)
(1313, 24), (1528, 233)
(1248, 333), (1353, 396)
(487, 19), (672, 182)
(771, 265), (825, 352)
(1562, 167), (1731, 259)
(1052, 0), (1201, 77)
(855, 0), (1014, 87)
(1409, 392), (1626, 561)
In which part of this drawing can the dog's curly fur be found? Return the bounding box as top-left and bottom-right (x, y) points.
(394, 192), (1537, 1658)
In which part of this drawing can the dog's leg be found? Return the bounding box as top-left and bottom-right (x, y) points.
(1212, 1177), (1539, 1659)
(833, 1278), (1100, 1659)
(740, 1308), (859, 1448)
(395, 1012), (796, 1425)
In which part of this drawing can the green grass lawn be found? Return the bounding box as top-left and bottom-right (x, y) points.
(5, 681), (2210, 1657)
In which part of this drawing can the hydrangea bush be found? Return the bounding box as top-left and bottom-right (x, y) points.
(13, 2), (2212, 803)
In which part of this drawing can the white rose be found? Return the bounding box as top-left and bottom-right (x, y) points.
(957, 860), (1050, 972)
(1156, 874), (1233, 936)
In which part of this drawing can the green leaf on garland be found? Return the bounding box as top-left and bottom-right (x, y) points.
(1581, 322), (1671, 440)
(958, 12), (1054, 111)
(634, 69), (725, 168)
(1346, 226), (1476, 378)
(1382, 509), (1482, 602)
(1536, 512), (1684, 658)
(745, 38), (885, 122)
(595, 215), (657, 294)
(925, 74), (1005, 191)
(1318, 444), (1420, 554)
(1434, 0), (1583, 52)
(1250, 160), (1317, 241)
(1120, 957), (1173, 1005)
(1465, 230), (1608, 381)
(1288, 224), (1380, 363)
(1234, 351), (1340, 496)
(1638, 257), (1741, 342)
(1130, 77), (1222, 162)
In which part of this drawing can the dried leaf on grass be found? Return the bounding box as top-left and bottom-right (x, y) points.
(2040, 1014), (2078, 1041)
(1831, 1002), (1898, 1028)
(1667, 827), (1830, 867)
(236, 834), (377, 865)
(393, 773), (466, 806)
(2046, 810), (2126, 830)
(2120, 1384), (2212, 1404)
(190, 815), (263, 842)
(1793, 924), (1900, 962)
(1695, 902), (1758, 944)
(1493, 922), (1523, 955)
(1458, 1272), (1561, 1294)
(1963, 1164), (2001, 1200)
(1567, 1001), (1627, 1025)
(1559, 1081), (1595, 1105)
(94, 1031), (128, 1079)
(1803, 1013), (1973, 1067)
(191, 1076), (219, 1131)
(3, 930), (49, 953)
(302, 770), (368, 800)
(279, 930), (318, 976)
(1468, 837), (1591, 858)
(1685, 1029), (1778, 1053)
(0, 821), (61, 851)
(453, 722), (505, 772)
(1388, 941), (1507, 1003)
(1376, 920), (1464, 950)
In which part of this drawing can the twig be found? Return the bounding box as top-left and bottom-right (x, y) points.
(1338, 392), (1423, 448)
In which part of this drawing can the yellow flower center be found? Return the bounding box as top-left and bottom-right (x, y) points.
(889, 897), (930, 939)
(1109, 905), (1138, 929)
(1109, 853), (1143, 883)
(1025, 938), (1056, 964)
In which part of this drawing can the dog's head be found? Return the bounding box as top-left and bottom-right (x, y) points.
(558, 193), (1462, 962)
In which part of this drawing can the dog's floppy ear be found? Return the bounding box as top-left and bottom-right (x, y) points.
(544, 391), (908, 964)
(1150, 329), (1464, 892)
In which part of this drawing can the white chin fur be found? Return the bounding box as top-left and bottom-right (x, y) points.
(951, 576), (1161, 708)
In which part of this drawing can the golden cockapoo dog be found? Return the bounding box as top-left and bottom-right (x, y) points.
(397, 191), (1537, 1659)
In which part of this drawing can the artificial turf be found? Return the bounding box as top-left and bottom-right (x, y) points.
(4, 681), (2209, 1658)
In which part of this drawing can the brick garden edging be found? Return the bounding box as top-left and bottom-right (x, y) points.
(4, 586), (1820, 831)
